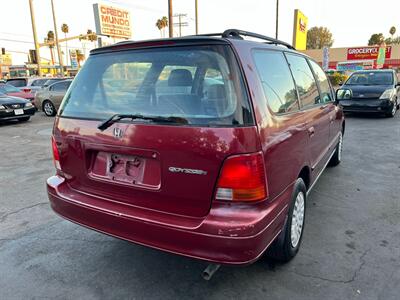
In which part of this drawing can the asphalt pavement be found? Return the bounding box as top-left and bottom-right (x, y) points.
(0, 112), (399, 300)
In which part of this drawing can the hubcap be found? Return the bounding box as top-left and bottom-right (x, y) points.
(290, 192), (305, 248)
(44, 102), (53, 115)
(337, 132), (343, 161)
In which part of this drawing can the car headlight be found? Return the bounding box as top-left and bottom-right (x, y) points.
(25, 102), (34, 108)
(0, 105), (5, 110)
(380, 88), (396, 100)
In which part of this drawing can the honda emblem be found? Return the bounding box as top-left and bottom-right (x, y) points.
(113, 127), (123, 139)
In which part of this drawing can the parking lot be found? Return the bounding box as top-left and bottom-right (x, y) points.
(0, 112), (399, 300)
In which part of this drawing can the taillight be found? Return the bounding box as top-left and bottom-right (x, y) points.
(51, 136), (61, 170)
(22, 88), (31, 93)
(216, 152), (268, 202)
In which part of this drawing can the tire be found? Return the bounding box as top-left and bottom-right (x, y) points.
(328, 131), (343, 167)
(18, 117), (30, 122)
(43, 100), (56, 117)
(385, 102), (397, 118)
(267, 178), (307, 262)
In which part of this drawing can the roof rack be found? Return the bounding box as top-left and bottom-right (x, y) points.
(195, 29), (296, 50)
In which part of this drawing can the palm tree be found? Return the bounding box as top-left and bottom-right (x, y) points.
(61, 23), (69, 66)
(75, 49), (85, 67)
(390, 26), (396, 39)
(46, 30), (55, 66)
(156, 16), (169, 37)
(156, 19), (163, 37)
(161, 16), (168, 37)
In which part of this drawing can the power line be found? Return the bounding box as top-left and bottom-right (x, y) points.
(0, 38), (33, 44)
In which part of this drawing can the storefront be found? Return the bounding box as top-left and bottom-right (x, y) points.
(303, 44), (400, 73)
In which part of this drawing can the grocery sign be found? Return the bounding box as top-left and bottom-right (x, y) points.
(292, 9), (308, 50)
(347, 46), (392, 60)
(93, 3), (132, 39)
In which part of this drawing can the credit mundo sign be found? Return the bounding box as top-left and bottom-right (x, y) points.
(93, 3), (132, 39)
(347, 46), (392, 60)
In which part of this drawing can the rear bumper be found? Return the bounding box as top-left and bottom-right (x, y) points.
(47, 175), (290, 265)
(339, 99), (394, 113)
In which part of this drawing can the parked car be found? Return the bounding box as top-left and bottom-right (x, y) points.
(6, 77), (42, 94)
(47, 30), (345, 267)
(0, 83), (34, 102)
(338, 69), (399, 117)
(6, 77), (69, 95)
(0, 92), (35, 122)
(35, 79), (72, 116)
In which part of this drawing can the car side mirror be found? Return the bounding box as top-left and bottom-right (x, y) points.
(335, 88), (352, 103)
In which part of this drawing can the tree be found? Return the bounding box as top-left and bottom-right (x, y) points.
(306, 27), (334, 49)
(46, 30), (55, 65)
(75, 49), (85, 67)
(389, 26), (396, 38)
(61, 23), (69, 66)
(155, 16), (168, 37)
(368, 33), (384, 46)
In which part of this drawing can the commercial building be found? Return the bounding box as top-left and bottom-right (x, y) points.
(302, 45), (400, 72)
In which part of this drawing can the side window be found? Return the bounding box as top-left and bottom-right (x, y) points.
(309, 60), (333, 103)
(50, 82), (65, 92)
(286, 54), (320, 108)
(253, 50), (299, 114)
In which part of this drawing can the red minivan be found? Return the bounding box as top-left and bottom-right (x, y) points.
(47, 30), (345, 266)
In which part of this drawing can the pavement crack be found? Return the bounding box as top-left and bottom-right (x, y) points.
(0, 202), (49, 223)
(292, 248), (371, 284)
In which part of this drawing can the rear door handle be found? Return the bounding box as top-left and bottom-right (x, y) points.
(308, 126), (315, 137)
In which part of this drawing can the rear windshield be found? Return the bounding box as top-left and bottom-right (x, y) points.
(6, 79), (26, 87)
(346, 72), (393, 85)
(0, 84), (21, 93)
(59, 45), (253, 126)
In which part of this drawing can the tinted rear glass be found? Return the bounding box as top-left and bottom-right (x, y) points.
(59, 45), (253, 126)
(7, 79), (26, 87)
(346, 72), (393, 85)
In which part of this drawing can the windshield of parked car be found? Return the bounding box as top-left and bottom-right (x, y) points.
(0, 84), (21, 93)
(59, 45), (252, 126)
(346, 72), (393, 86)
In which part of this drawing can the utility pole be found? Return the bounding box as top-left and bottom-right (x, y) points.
(168, 0), (173, 37)
(195, 0), (198, 35)
(275, 0), (279, 39)
(51, 0), (63, 74)
(173, 14), (188, 37)
(28, 0), (42, 76)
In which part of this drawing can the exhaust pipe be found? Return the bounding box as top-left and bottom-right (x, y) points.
(202, 264), (220, 280)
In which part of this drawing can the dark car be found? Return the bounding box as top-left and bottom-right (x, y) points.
(0, 92), (36, 122)
(338, 70), (399, 117)
(47, 29), (345, 268)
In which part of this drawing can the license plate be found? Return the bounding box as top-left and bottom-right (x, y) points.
(14, 109), (24, 115)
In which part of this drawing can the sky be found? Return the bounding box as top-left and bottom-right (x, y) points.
(1, 0), (399, 64)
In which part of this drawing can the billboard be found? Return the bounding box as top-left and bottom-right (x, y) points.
(292, 9), (308, 50)
(69, 50), (79, 70)
(93, 3), (132, 39)
(0, 54), (12, 65)
(347, 46), (392, 60)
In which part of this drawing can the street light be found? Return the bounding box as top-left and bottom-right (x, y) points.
(275, 0), (279, 39)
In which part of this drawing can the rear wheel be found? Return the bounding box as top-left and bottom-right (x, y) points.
(18, 117), (30, 122)
(329, 131), (343, 167)
(43, 100), (56, 117)
(267, 178), (307, 262)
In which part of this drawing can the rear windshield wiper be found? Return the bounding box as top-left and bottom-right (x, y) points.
(98, 114), (188, 131)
